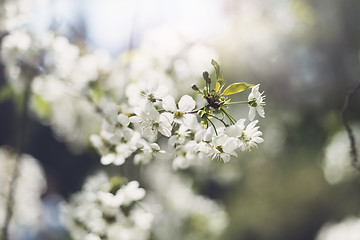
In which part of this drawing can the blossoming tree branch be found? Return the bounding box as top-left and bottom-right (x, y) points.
(90, 59), (266, 168)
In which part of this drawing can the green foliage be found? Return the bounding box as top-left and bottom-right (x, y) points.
(222, 82), (254, 96)
(211, 59), (224, 93)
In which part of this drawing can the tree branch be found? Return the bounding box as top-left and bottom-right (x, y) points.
(341, 81), (360, 170)
(1, 65), (33, 240)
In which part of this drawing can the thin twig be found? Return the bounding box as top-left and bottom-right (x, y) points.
(341, 80), (360, 170)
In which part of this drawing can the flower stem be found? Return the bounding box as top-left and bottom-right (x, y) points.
(221, 108), (236, 124)
(208, 118), (218, 135)
(225, 101), (249, 105)
(208, 114), (228, 127)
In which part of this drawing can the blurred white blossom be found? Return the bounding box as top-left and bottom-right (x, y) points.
(316, 216), (360, 240)
(322, 126), (360, 184)
(61, 172), (153, 240)
(0, 146), (46, 238)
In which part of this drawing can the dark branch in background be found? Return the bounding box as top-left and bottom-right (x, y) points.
(1, 62), (36, 240)
(0, 31), (9, 43)
(341, 80), (360, 171)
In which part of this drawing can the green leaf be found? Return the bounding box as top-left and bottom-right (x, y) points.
(222, 82), (254, 96)
(211, 59), (224, 92)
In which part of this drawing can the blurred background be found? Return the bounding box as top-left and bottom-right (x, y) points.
(1, 0), (360, 239)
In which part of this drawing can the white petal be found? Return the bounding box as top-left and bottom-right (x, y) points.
(221, 154), (231, 163)
(129, 116), (140, 123)
(160, 112), (174, 124)
(117, 114), (130, 126)
(150, 143), (160, 151)
(113, 155), (125, 165)
(256, 106), (265, 118)
(225, 125), (242, 138)
(248, 107), (256, 121)
(223, 139), (239, 153)
(101, 153), (115, 165)
(158, 122), (172, 137)
(172, 156), (191, 170)
(148, 107), (160, 121)
(203, 127), (215, 142)
(178, 95), (196, 112)
(236, 119), (246, 129)
(104, 103), (118, 124)
(181, 114), (199, 130)
(229, 151), (238, 157)
(162, 95), (177, 112)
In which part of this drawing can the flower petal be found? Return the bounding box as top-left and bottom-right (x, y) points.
(248, 107), (256, 121)
(256, 106), (265, 118)
(117, 114), (130, 126)
(178, 95), (196, 112)
(181, 114), (198, 130)
(129, 116), (140, 123)
(162, 95), (177, 112)
(101, 153), (115, 165)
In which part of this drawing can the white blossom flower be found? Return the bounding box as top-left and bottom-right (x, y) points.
(134, 142), (166, 165)
(224, 119), (264, 152)
(162, 95), (198, 129)
(126, 79), (168, 106)
(248, 84), (265, 120)
(208, 135), (239, 163)
(0, 147), (46, 232)
(130, 207), (154, 230)
(118, 181), (146, 206)
(61, 172), (153, 240)
(130, 102), (173, 140)
(172, 141), (198, 170)
(85, 233), (101, 240)
(316, 216), (360, 240)
(242, 120), (264, 151)
(103, 103), (119, 125)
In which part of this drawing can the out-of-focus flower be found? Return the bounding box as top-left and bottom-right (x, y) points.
(61, 172), (153, 240)
(145, 161), (229, 240)
(316, 216), (360, 240)
(0, 146), (46, 239)
(322, 126), (360, 184)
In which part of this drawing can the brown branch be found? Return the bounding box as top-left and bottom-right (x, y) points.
(341, 81), (360, 170)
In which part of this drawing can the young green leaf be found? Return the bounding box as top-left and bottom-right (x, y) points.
(211, 59), (224, 92)
(222, 82), (254, 96)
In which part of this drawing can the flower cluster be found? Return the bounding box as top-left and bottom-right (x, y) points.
(61, 172), (153, 240)
(144, 161), (229, 240)
(91, 60), (266, 168)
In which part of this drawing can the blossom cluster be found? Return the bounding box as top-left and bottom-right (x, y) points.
(61, 172), (153, 240)
(90, 60), (265, 169)
(144, 161), (229, 240)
